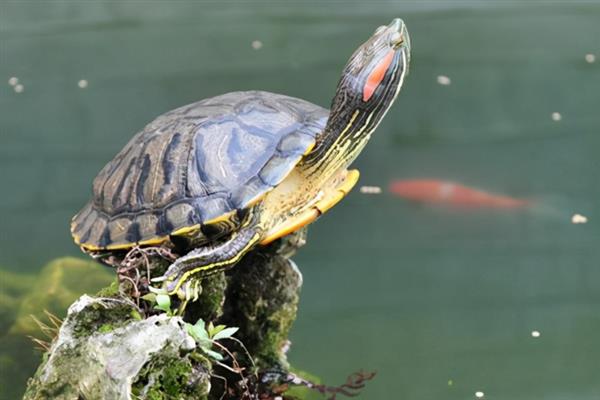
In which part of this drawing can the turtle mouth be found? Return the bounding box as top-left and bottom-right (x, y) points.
(389, 18), (403, 32)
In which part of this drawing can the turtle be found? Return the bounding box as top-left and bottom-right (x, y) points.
(71, 18), (411, 298)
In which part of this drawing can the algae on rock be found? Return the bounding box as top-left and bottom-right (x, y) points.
(221, 249), (302, 370)
(24, 295), (211, 400)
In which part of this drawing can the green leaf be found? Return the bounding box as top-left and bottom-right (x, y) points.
(212, 327), (239, 341)
(185, 323), (196, 337)
(141, 293), (157, 302)
(193, 319), (206, 333)
(204, 349), (224, 361)
(185, 319), (210, 344)
(154, 294), (171, 313)
(208, 324), (226, 338)
(193, 327), (209, 342)
(130, 310), (143, 321)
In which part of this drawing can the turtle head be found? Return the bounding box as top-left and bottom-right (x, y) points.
(307, 19), (410, 172)
(331, 18), (410, 129)
(344, 18), (411, 105)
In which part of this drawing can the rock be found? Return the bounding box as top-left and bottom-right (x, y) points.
(10, 257), (114, 336)
(221, 251), (302, 370)
(24, 231), (309, 399)
(24, 295), (211, 400)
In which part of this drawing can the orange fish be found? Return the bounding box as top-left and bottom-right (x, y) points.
(388, 179), (529, 208)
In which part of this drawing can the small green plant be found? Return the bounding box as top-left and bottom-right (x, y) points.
(142, 289), (177, 317)
(154, 294), (175, 315)
(185, 319), (238, 361)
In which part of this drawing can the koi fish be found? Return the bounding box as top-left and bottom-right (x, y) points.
(388, 179), (529, 208)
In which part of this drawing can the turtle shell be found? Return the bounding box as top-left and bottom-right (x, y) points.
(71, 91), (328, 251)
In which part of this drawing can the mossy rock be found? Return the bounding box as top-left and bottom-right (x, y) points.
(24, 295), (210, 400)
(132, 352), (211, 400)
(221, 250), (302, 370)
(23, 232), (311, 399)
(10, 257), (114, 336)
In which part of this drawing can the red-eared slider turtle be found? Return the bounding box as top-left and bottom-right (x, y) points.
(71, 18), (411, 298)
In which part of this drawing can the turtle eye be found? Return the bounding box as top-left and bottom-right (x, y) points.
(374, 25), (387, 35)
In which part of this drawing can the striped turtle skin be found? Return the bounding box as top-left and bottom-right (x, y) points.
(71, 91), (328, 251)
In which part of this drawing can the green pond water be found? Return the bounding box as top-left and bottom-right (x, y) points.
(1, 1), (599, 399)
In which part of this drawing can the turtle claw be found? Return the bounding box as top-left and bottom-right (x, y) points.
(173, 279), (202, 302)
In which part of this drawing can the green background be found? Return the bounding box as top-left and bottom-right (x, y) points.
(1, 1), (599, 399)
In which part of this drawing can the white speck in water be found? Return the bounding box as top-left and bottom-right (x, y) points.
(551, 112), (562, 121)
(475, 391), (485, 398)
(8, 77), (19, 86)
(251, 40), (263, 50)
(531, 330), (541, 338)
(437, 75), (451, 85)
(571, 213), (588, 224)
(78, 79), (88, 89)
(14, 84), (24, 93)
(360, 185), (382, 194)
(585, 53), (596, 63)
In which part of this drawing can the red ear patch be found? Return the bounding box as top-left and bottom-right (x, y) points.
(362, 50), (396, 102)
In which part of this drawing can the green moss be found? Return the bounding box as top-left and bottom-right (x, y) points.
(98, 323), (114, 333)
(95, 279), (120, 298)
(132, 352), (211, 400)
(221, 250), (301, 370)
(23, 344), (87, 400)
(70, 299), (135, 338)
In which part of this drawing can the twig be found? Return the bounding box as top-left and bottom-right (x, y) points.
(212, 340), (253, 399)
(289, 370), (377, 400)
(226, 337), (258, 379)
(43, 310), (63, 330)
(29, 315), (58, 340)
(211, 374), (230, 400)
(28, 336), (50, 352)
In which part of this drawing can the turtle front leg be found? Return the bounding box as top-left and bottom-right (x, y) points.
(158, 224), (263, 299)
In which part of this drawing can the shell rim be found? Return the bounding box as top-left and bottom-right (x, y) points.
(72, 208), (239, 252)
